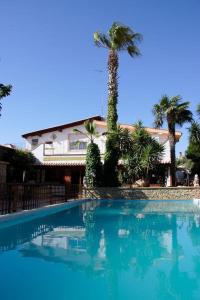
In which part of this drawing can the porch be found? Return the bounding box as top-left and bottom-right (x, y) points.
(34, 165), (85, 185)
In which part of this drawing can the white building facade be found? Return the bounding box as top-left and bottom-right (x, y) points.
(22, 116), (181, 185)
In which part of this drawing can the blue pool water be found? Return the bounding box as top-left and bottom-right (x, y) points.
(1, 200), (200, 300)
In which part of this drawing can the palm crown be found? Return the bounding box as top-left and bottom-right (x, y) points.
(73, 120), (99, 143)
(153, 95), (193, 129)
(197, 104), (200, 117)
(153, 95), (192, 186)
(0, 84), (12, 99)
(94, 22), (142, 56)
(0, 84), (12, 116)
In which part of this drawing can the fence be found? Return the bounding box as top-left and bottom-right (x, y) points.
(0, 183), (83, 215)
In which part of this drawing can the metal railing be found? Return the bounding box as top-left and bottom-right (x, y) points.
(0, 183), (83, 215)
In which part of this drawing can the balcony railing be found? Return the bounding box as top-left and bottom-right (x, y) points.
(44, 148), (88, 156)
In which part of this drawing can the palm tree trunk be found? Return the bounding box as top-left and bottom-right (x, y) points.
(104, 49), (119, 186)
(107, 49), (118, 132)
(168, 123), (176, 186)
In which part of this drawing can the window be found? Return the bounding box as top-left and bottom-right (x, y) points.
(44, 141), (54, 155)
(31, 138), (38, 146)
(69, 142), (78, 150)
(45, 141), (53, 150)
(79, 142), (87, 150)
(69, 141), (87, 150)
(45, 141), (53, 146)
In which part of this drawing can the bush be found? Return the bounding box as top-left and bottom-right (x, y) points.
(85, 143), (102, 187)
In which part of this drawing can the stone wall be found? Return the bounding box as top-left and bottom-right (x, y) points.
(84, 187), (200, 200)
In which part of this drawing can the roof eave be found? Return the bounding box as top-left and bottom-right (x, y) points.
(22, 116), (103, 139)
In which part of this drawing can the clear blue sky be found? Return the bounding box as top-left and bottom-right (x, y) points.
(0, 0), (200, 153)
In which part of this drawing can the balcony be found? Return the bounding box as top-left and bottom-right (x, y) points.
(44, 141), (87, 156)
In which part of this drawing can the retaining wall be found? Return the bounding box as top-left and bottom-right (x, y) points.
(84, 187), (200, 200)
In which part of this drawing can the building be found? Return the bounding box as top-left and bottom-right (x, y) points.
(22, 115), (181, 185)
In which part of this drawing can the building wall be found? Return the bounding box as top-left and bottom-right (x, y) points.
(25, 123), (106, 163)
(25, 123), (171, 164)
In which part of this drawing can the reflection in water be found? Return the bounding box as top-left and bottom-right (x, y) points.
(1, 200), (200, 299)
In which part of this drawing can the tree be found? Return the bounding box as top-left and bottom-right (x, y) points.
(102, 125), (133, 184)
(153, 95), (192, 186)
(73, 120), (102, 187)
(176, 155), (194, 176)
(94, 22), (142, 186)
(116, 126), (133, 157)
(186, 113), (200, 174)
(9, 149), (36, 182)
(121, 121), (164, 185)
(0, 84), (12, 116)
(197, 104), (200, 116)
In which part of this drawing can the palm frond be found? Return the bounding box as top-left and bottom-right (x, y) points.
(152, 104), (164, 128)
(175, 102), (193, 126)
(0, 84), (12, 116)
(188, 121), (200, 143)
(73, 121), (99, 143)
(132, 120), (144, 130)
(197, 104), (200, 117)
(127, 45), (141, 57)
(93, 32), (111, 48)
(170, 95), (181, 105)
(0, 84), (12, 99)
(84, 120), (99, 137)
(177, 101), (190, 109)
(73, 128), (84, 135)
(160, 95), (170, 109)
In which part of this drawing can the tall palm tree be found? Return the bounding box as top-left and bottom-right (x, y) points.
(153, 95), (192, 186)
(73, 120), (102, 187)
(0, 84), (12, 116)
(94, 22), (142, 186)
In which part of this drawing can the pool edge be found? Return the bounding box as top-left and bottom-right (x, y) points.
(0, 199), (89, 229)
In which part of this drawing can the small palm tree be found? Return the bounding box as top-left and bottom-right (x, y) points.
(73, 120), (102, 187)
(0, 84), (12, 116)
(153, 95), (193, 186)
(73, 120), (99, 143)
(102, 125), (133, 157)
(94, 22), (142, 186)
(121, 121), (164, 185)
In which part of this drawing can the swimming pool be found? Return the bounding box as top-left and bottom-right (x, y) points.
(1, 199), (200, 300)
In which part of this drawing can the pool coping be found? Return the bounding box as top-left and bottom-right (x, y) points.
(0, 199), (88, 229)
